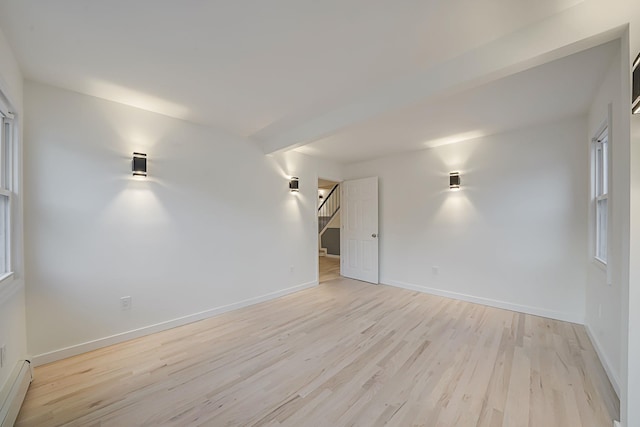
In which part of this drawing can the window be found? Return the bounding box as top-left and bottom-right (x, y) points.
(0, 97), (13, 277)
(593, 126), (608, 264)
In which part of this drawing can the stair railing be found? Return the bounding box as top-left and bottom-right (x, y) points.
(318, 184), (340, 234)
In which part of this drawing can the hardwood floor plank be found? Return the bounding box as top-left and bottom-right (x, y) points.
(319, 256), (340, 283)
(16, 278), (618, 426)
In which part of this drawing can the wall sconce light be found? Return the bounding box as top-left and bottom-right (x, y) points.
(289, 176), (299, 192)
(449, 172), (461, 190)
(633, 53), (640, 114)
(132, 152), (147, 177)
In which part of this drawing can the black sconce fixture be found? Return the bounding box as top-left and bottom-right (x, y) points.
(633, 53), (640, 114)
(289, 176), (299, 192)
(132, 152), (147, 177)
(449, 172), (461, 190)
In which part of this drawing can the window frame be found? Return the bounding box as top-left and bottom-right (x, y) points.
(592, 123), (609, 266)
(0, 94), (15, 283)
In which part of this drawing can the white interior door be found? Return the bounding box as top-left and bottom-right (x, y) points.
(341, 177), (379, 284)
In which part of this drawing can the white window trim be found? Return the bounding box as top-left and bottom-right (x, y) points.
(0, 92), (15, 283)
(592, 118), (609, 268)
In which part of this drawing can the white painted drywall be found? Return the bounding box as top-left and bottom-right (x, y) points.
(345, 118), (588, 322)
(23, 81), (341, 361)
(627, 19), (640, 427)
(585, 45), (625, 395)
(0, 24), (26, 394)
(317, 189), (329, 208)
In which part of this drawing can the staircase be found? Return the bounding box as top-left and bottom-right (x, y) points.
(319, 184), (340, 255)
(318, 215), (333, 233)
(319, 183), (340, 233)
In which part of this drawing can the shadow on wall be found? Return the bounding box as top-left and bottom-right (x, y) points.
(321, 228), (340, 255)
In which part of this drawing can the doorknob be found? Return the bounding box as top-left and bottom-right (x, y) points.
(372, 233), (377, 238)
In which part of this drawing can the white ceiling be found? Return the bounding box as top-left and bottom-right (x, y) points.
(295, 40), (619, 163)
(0, 0), (584, 146)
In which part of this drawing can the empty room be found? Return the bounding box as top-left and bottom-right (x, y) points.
(1, 1), (640, 426)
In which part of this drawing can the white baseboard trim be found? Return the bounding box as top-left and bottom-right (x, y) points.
(30, 280), (318, 367)
(613, 420), (620, 427)
(325, 254), (340, 259)
(584, 323), (621, 397)
(380, 279), (584, 324)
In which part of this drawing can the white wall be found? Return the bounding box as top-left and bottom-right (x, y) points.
(0, 25), (26, 394)
(345, 117), (588, 322)
(627, 19), (640, 427)
(318, 188), (329, 207)
(23, 81), (341, 363)
(585, 45), (625, 395)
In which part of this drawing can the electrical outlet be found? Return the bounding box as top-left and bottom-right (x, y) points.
(121, 296), (132, 310)
(0, 344), (6, 368)
(432, 266), (439, 275)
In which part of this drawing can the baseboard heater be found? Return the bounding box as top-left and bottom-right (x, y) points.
(0, 360), (32, 427)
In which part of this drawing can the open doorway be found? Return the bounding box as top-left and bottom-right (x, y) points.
(318, 178), (341, 283)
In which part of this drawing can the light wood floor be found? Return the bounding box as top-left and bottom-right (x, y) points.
(17, 279), (618, 427)
(319, 256), (340, 283)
